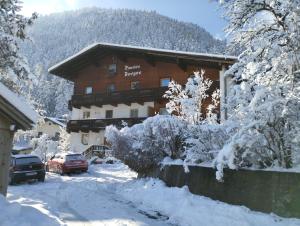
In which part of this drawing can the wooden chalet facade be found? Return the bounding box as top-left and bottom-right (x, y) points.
(49, 43), (236, 153)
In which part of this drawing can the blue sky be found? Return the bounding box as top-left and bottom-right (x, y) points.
(21, 0), (226, 38)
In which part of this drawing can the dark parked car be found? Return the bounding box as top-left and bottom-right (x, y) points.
(46, 153), (88, 175)
(9, 155), (46, 185)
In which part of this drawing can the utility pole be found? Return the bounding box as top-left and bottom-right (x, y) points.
(0, 118), (14, 196)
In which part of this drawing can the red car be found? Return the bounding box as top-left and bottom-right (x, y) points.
(46, 153), (88, 175)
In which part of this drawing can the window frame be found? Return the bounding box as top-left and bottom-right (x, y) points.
(159, 108), (169, 115)
(107, 84), (116, 93)
(105, 110), (113, 119)
(160, 77), (171, 87)
(85, 86), (93, 94)
(130, 81), (140, 90)
(130, 109), (139, 118)
(108, 64), (117, 76)
(83, 111), (91, 119)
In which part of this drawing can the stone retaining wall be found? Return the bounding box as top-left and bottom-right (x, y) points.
(142, 164), (300, 218)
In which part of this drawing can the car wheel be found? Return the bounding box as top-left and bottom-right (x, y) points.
(38, 176), (45, 182)
(8, 175), (15, 185)
(58, 167), (64, 176)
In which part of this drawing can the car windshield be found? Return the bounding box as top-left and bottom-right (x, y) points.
(15, 157), (41, 165)
(65, 154), (84, 161)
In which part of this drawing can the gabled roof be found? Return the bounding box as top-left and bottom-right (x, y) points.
(48, 42), (237, 80)
(0, 82), (37, 130)
(44, 117), (66, 128)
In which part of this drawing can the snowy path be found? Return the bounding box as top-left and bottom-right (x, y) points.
(6, 162), (300, 226)
(7, 163), (173, 226)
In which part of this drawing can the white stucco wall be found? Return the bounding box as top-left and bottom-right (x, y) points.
(70, 130), (105, 153)
(71, 102), (154, 120)
(35, 122), (62, 138)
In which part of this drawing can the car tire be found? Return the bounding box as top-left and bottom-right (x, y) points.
(8, 176), (15, 185)
(38, 176), (45, 182)
(58, 167), (64, 176)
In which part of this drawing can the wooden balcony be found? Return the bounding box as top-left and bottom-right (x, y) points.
(69, 87), (168, 109)
(67, 117), (147, 133)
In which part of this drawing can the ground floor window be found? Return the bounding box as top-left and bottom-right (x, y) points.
(159, 108), (169, 115)
(130, 109), (139, 118)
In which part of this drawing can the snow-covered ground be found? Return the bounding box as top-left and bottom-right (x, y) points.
(4, 162), (300, 226)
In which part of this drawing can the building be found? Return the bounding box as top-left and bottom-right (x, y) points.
(0, 82), (37, 196)
(35, 117), (66, 140)
(49, 43), (236, 153)
(11, 145), (32, 155)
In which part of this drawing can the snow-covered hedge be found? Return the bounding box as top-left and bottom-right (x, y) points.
(105, 115), (187, 174)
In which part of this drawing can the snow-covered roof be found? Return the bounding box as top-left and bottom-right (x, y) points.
(48, 42), (237, 79)
(11, 154), (39, 158)
(0, 82), (37, 128)
(45, 117), (66, 128)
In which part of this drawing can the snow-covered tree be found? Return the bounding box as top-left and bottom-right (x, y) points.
(215, 0), (300, 179)
(164, 71), (220, 124)
(58, 127), (70, 153)
(0, 0), (36, 91)
(31, 134), (58, 162)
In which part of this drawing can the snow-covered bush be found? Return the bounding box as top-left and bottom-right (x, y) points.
(105, 115), (187, 174)
(57, 127), (71, 153)
(31, 134), (58, 162)
(184, 123), (233, 165)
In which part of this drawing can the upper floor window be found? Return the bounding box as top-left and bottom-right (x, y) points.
(107, 84), (116, 93)
(108, 64), (117, 76)
(160, 78), (171, 87)
(83, 111), (90, 119)
(105, 110), (113, 119)
(130, 109), (139, 118)
(85, 86), (93, 94)
(131, 81), (140, 90)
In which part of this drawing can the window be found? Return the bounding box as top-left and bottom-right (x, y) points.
(81, 134), (89, 145)
(83, 111), (90, 119)
(85, 86), (93, 94)
(108, 64), (117, 76)
(160, 78), (171, 87)
(159, 108), (169, 115)
(131, 81), (140, 90)
(54, 132), (60, 140)
(105, 110), (113, 119)
(130, 109), (139, 118)
(107, 84), (116, 93)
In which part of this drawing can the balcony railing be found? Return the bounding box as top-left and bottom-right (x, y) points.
(67, 117), (147, 133)
(69, 87), (168, 109)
